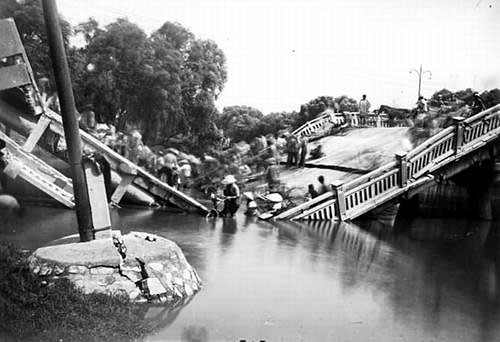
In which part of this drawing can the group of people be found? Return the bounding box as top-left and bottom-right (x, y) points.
(285, 135), (308, 168)
(306, 175), (330, 201)
(79, 114), (194, 190)
(416, 91), (486, 116)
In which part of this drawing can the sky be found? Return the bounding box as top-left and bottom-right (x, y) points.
(56, 0), (500, 113)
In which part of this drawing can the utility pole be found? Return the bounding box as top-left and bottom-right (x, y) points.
(42, 0), (94, 242)
(410, 64), (432, 100)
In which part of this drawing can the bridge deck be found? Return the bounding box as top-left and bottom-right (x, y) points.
(279, 127), (413, 197)
(308, 127), (411, 170)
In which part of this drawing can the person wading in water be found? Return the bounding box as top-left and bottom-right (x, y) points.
(220, 175), (240, 217)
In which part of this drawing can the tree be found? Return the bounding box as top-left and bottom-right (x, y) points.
(335, 95), (358, 112)
(181, 38), (227, 148)
(454, 88), (475, 102)
(73, 18), (227, 149)
(297, 96), (336, 127)
(259, 111), (298, 136)
(81, 19), (155, 127)
(480, 88), (500, 109)
(218, 106), (264, 143)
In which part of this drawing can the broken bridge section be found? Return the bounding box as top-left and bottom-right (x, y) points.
(0, 18), (208, 214)
(277, 104), (500, 221)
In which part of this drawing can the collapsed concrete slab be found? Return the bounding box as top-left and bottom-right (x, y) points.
(28, 232), (201, 303)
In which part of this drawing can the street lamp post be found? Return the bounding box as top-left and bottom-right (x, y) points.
(410, 64), (432, 100)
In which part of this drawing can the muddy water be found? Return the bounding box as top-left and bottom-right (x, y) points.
(1, 206), (499, 342)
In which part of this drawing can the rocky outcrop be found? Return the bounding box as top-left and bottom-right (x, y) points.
(28, 231), (201, 303)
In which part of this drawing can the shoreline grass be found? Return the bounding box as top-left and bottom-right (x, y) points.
(0, 243), (155, 342)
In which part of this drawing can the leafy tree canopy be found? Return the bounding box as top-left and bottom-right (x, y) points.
(218, 106), (264, 143)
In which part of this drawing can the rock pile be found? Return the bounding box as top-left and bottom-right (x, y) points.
(28, 231), (201, 303)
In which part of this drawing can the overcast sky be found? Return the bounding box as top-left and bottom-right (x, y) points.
(57, 0), (500, 113)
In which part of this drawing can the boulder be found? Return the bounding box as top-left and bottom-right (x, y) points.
(28, 231), (202, 303)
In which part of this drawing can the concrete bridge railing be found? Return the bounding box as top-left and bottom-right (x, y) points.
(277, 103), (500, 221)
(292, 111), (410, 139)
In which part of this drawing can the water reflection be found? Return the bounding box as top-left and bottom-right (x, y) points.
(2, 206), (500, 341)
(180, 325), (209, 342)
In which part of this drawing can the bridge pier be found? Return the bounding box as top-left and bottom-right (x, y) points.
(457, 160), (495, 220)
(396, 194), (420, 219)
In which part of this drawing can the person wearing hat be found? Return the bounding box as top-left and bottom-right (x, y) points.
(220, 175), (240, 217)
(80, 104), (97, 133)
(265, 158), (281, 192)
(416, 96), (428, 113)
(179, 159), (192, 189)
(127, 130), (144, 164)
(471, 91), (486, 115)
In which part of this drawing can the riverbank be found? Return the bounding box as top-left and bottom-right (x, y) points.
(0, 243), (155, 342)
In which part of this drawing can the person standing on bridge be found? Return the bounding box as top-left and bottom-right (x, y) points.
(359, 94), (371, 125)
(299, 136), (308, 167)
(416, 96), (428, 113)
(471, 92), (486, 115)
(286, 134), (299, 168)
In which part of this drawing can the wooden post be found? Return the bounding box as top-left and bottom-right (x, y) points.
(332, 180), (347, 221)
(396, 152), (408, 187)
(453, 116), (465, 155)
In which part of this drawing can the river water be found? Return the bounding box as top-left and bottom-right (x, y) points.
(1, 205), (499, 342)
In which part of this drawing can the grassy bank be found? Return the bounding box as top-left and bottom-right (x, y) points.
(0, 244), (155, 342)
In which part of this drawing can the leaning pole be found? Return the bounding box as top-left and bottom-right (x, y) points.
(41, 0), (93, 242)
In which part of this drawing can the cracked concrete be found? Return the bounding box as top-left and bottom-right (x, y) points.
(28, 232), (202, 302)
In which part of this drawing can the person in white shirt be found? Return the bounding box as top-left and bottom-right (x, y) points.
(359, 94), (371, 125)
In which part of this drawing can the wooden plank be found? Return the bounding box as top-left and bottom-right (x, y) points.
(111, 174), (135, 205)
(22, 115), (51, 152)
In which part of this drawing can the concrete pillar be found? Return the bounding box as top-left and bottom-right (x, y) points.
(453, 116), (465, 154)
(465, 160), (495, 220)
(396, 152), (408, 187)
(331, 180), (347, 221)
